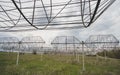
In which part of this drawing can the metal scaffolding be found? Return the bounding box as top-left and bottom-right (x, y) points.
(51, 36), (81, 53)
(0, 37), (19, 52)
(0, 36), (45, 65)
(0, 0), (115, 31)
(21, 36), (45, 53)
(85, 34), (119, 55)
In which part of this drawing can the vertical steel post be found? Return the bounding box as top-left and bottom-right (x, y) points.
(82, 41), (85, 71)
(66, 37), (67, 52)
(16, 41), (21, 65)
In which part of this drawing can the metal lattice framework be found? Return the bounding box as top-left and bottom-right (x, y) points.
(0, 36), (45, 65)
(85, 34), (119, 52)
(0, 0), (115, 31)
(51, 36), (81, 53)
(21, 36), (45, 53)
(0, 37), (19, 52)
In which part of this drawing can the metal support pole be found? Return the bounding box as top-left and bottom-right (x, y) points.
(16, 50), (19, 65)
(16, 41), (21, 65)
(73, 36), (75, 57)
(82, 41), (85, 71)
(66, 37), (67, 52)
(103, 45), (107, 61)
(93, 47), (98, 63)
(41, 52), (43, 61)
(104, 50), (106, 61)
(41, 47), (43, 61)
(77, 47), (79, 62)
(96, 53), (98, 63)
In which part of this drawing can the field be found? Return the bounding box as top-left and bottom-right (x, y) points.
(0, 52), (120, 75)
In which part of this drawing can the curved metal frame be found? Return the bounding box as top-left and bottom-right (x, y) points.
(0, 0), (116, 31)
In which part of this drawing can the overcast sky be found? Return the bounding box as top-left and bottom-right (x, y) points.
(0, 0), (120, 45)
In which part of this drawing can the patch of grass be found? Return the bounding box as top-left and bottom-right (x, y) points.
(0, 52), (120, 75)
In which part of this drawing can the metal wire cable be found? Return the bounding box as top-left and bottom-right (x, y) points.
(0, 0), (116, 31)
